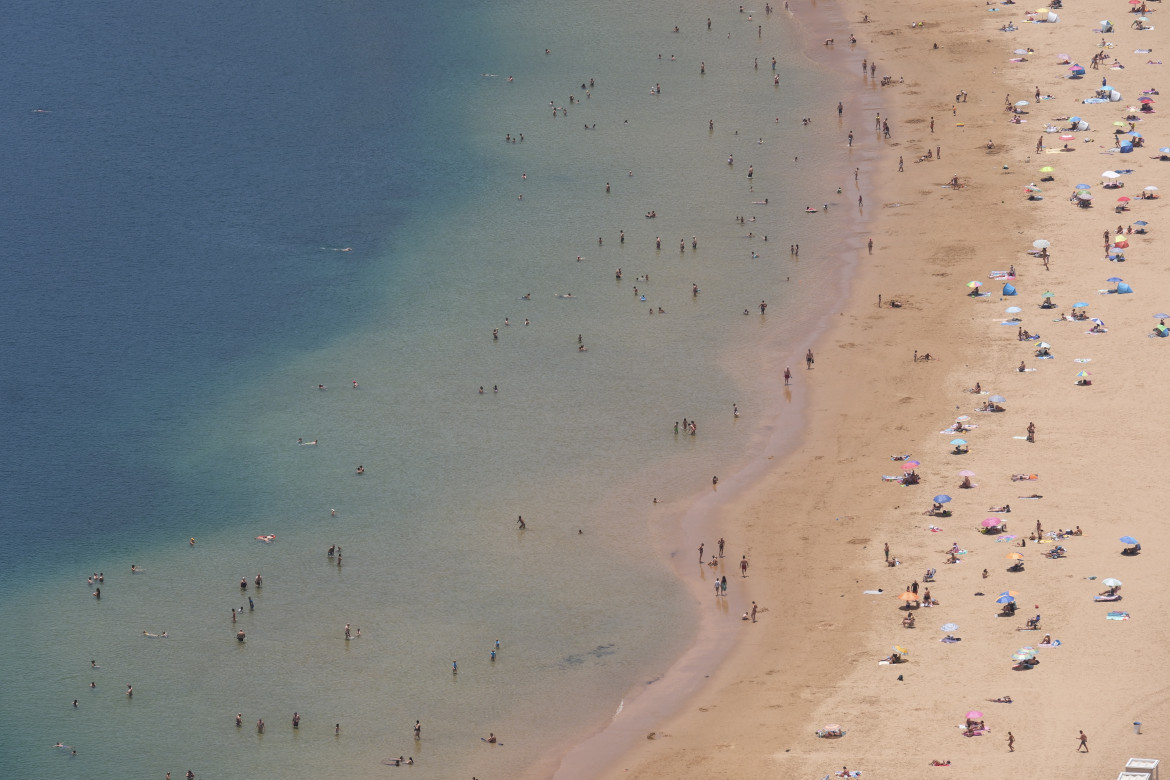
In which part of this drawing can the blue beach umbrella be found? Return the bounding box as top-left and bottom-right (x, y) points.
(1107, 277), (1124, 283)
(1154, 313), (1170, 318)
(1073, 302), (1088, 308)
(1006, 306), (1022, 313)
(1069, 116), (1082, 123)
(1120, 536), (1139, 545)
(950, 438), (968, 446)
(1160, 148), (1170, 154)
(996, 594), (1017, 604)
(1075, 183), (1092, 190)
(934, 494), (952, 504)
(1134, 221), (1149, 226)
(1130, 131), (1143, 138)
(989, 395), (1007, 403)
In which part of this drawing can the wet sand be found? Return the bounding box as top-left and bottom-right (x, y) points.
(581, 0), (1170, 777)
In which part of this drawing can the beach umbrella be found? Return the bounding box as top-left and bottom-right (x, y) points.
(1139, 97), (1154, 104)
(1040, 166), (1054, 172)
(1117, 197), (1131, 203)
(967, 280), (983, 288)
(1034, 343), (1049, 350)
(1076, 192), (1093, 200)
(1073, 302), (1088, 308)
(1109, 247), (1125, 256)
(934, 494), (952, 503)
(1015, 100), (1029, 107)
(893, 645), (910, 655)
(1057, 53), (1069, 61)
(1006, 306), (1022, 313)
(1012, 651), (1034, 662)
(958, 469), (976, 477)
(1017, 647), (1038, 658)
(1075, 183), (1092, 189)
(1032, 239), (1050, 248)
(999, 590), (1020, 597)
(1014, 49), (1029, 55)
(823, 723), (842, 732)
(996, 594), (1016, 603)
(989, 394), (1007, 403)
(1135, 221), (1149, 226)
(1159, 148), (1170, 154)
(983, 518), (1003, 528)
(1070, 66), (1085, 75)
(1006, 552), (1024, 560)
(1120, 537), (1138, 545)
(904, 459), (921, 467)
(1154, 313), (1169, 318)
(1041, 290), (1055, 297)
(940, 623), (959, 631)
(1024, 185), (1042, 193)
(1138, 16), (1149, 22)
(1076, 370), (1091, 378)
(1103, 577), (1123, 587)
(1145, 185), (1159, 192)
(966, 710), (984, 719)
(1114, 239), (1130, 248)
(950, 438), (968, 446)
(1102, 171), (1121, 179)
(1091, 317), (1106, 326)
(1061, 134), (1077, 141)
(1130, 132), (1143, 139)
(898, 591), (918, 601)
(955, 415), (970, 422)
(1107, 277), (1123, 283)
(901, 462), (917, 471)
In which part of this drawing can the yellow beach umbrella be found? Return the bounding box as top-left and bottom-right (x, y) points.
(1006, 552), (1024, 560)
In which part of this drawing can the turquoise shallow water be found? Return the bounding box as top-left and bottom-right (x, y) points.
(0, 1), (870, 777)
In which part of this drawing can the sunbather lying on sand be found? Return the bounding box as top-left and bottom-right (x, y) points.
(987, 695), (1013, 703)
(1011, 473), (1038, 481)
(988, 504), (1011, 512)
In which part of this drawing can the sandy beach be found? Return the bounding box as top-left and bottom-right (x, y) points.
(577, 0), (1170, 777)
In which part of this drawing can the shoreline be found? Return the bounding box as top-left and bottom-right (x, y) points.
(546, 2), (888, 776)
(600, 0), (1170, 777)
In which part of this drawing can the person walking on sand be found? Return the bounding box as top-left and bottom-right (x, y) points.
(1008, 732), (1015, 752)
(718, 537), (725, 557)
(1077, 730), (1088, 752)
(517, 515), (526, 529)
(751, 601), (758, 622)
(784, 366), (791, 385)
(806, 349), (814, 369)
(884, 542), (890, 562)
(740, 555), (749, 576)
(1026, 421), (1035, 442)
(698, 542), (705, 563)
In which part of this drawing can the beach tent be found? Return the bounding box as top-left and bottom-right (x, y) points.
(1003, 283), (1017, 296)
(1120, 142), (1134, 154)
(1077, 120), (1090, 130)
(1046, 11), (1059, 22)
(1110, 91), (1122, 103)
(1118, 282), (1134, 294)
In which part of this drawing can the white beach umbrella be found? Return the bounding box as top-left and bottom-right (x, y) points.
(1102, 171), (1121, 179)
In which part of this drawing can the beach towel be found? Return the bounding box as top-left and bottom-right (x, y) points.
(882, 475), (902, 482)
(996, 535), (1018, 542)
(1037, 640), (1062, 647)
(941, 637), (962, 643)
(1106, 611), (1130, 620)
(1095, 594), (1122, 602)
(1036, 354), (1054, 359)
(1074, 358), (1092, 363)
(863, 590), (884, 594)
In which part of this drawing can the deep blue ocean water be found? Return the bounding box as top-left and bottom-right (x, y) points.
(0, 2), (867, 777)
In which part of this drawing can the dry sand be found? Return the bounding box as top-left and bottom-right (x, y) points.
(583, 0), (1170, 777)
